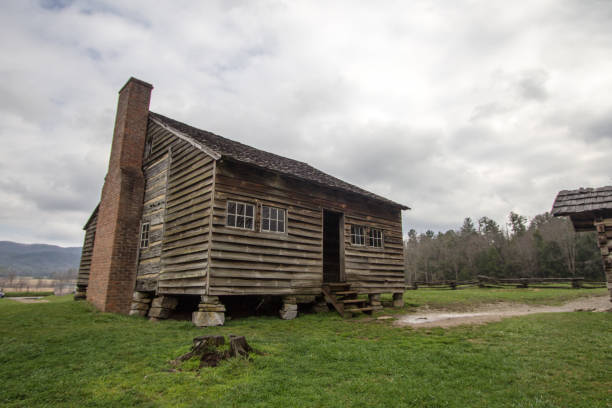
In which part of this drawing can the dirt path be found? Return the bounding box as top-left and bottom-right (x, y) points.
(395, 295), (611, 328)
(6, 297), (49, 303)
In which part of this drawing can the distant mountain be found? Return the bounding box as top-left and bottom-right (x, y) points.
(0, 241), (82, 277)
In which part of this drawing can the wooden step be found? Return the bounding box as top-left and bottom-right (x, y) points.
(321, 285), (345, 317)
(334, 291), (358, 296)
(341, 298), (368, 304)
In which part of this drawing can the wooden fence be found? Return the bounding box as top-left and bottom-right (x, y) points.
(407, 276), (606, 290)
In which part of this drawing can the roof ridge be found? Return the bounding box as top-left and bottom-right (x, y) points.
(148, 111), (410, 210)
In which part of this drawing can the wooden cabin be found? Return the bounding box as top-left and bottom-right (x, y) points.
(551, 186), (612, 302)
(77, 77), (409, 326)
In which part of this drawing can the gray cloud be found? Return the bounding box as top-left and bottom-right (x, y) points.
(1, 0), (612, 246)
(516, 70), (549, 101)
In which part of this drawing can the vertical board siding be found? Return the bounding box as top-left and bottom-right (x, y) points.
(77, 210), (98, 288)
(136, 153), (169, 281)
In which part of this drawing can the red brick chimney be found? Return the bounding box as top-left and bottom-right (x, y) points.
(87, 77), (153, 314)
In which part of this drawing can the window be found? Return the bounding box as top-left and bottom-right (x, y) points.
(350, 225), (365, 245)
(368, 228), (383, 248)
(226, 201), (255, 230)
(140, 223), (150, 249)
(262, 205), (285, 233)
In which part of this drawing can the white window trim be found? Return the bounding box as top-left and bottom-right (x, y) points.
(226, 200), (255, 231)
(261, 205), (287, 234)
(368, 228), (384, 248)
(350, 225), (366, 246)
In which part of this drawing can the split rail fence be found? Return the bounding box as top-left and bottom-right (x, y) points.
(407, 276), (606, 290)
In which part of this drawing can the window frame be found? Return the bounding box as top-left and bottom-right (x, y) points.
(140, 222), (150, 249)
(260, 204), (287, 234)
(226, 200), (256, 231)
(350, 224), (366, 246)
(368, 227), (384, 248)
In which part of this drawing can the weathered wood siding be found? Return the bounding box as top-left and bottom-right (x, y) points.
(136, 150), (169, 287)
(77, 209), (98, 289)
(135, 126), (405, 297)
(343, 211), (405, 293)
(210, 162), (323, 295)
(208, 160), (405, 296)
(137, 120), (214, 295)
(593, 218), (612, 301)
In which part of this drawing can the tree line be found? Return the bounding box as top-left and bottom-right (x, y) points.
(404, 212), (605, 283)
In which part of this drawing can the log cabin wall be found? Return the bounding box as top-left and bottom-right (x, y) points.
(208, 160), (405, 296)
(76, 209), (98, 292)
(135, 121), (214, 295)
(593, 218), (612, 301)
(343, 209), (405, 294)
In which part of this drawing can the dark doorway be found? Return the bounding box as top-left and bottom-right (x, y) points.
(323, 210), (343, 283)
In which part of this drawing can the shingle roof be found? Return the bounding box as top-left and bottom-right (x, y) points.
(149, 112), (409, 209)
(551, 186), (612, 216)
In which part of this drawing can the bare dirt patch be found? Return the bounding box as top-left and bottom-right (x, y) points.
(395, 295), (611, 328)
(7, 297), (49, 304)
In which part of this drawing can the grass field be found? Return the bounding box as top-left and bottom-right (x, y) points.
(0, 288), (610, 407)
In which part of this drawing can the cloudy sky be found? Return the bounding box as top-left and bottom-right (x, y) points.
(1, 0), (611, 247)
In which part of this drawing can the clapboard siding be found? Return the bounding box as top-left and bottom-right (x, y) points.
(207, 160), (405, 296)
(134, 122), (405, 297)
(77, 209), (98, 287)
(209, 164), (324, 296)
(157, 124), (214, 295)
(134, 121), (215, 295)
(343, 209), (405, 293)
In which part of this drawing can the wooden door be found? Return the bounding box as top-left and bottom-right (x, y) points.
(323, 210), (344, 282)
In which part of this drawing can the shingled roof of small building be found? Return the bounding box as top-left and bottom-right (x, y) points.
(551, 186), (612, 216)
(149, 112), (409, 210)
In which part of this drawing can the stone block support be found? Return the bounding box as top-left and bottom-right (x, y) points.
(279, 296), (298, 320)
(148, 295), (178, 320)
(129, 291), (153, 317)
(392, 293), (405, 308)
(368, 293), (383, 310)
(193, 296), (226, 327)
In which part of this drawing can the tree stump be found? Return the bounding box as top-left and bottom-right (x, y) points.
(228, 335), (253, 358)
(173, 335), (225, 363)
(172, 335), (259, 368)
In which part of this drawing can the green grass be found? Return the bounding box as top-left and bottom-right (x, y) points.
(0, 290), (610, 408)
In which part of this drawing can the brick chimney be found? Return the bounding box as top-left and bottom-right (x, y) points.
(87, 77), (153, 314)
